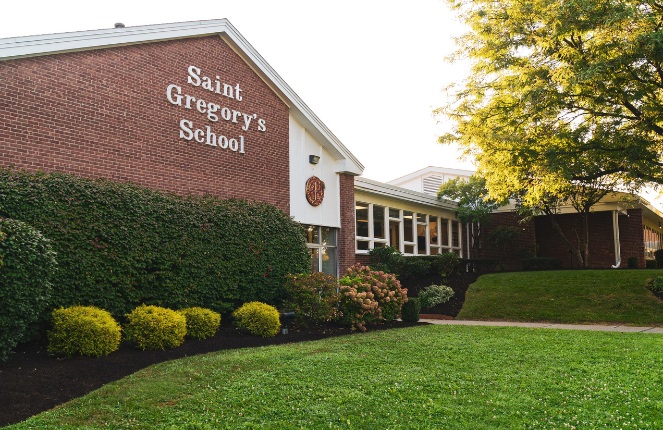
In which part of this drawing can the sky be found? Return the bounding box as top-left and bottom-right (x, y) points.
(0, 0), (473, 183)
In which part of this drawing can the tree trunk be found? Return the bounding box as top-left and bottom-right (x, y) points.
(548, 213), (586, 267)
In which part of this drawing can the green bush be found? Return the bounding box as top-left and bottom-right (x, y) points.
(628, 257), (639, 269)
(368, 248), (461, 280)
(646, 259), (658, 269)
(125, 305), (187, 350)
(283, 273), (340, 327)
(178, 307), (221, 340)
(400, 298), (421, 323)
(431, 252), (460, 278)
(522, 257), (562, 271)
(0, 168), (309, 318)
(418, 284), (455, 309)
(48, 306), (121, 357)
(651, 276), (663, 294)
(654, 249), (663, 268)
(339, 264), (408, 331)
(367, 246), (402, 273)
(0, 218), (56, 362)
(233, 302), (281, 337)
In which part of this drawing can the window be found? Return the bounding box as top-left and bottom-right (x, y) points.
(354, 202), (462, 257)
(304, 224), (337, 277)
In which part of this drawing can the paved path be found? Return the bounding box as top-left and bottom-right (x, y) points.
(420, 319), (663, 334)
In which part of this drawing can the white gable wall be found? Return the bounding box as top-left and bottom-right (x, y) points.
(289, 115), (340, 228)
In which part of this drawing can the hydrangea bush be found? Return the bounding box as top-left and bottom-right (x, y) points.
(339, 264), (408, 331)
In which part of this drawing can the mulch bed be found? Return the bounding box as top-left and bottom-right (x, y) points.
(0, 272), (478, 427)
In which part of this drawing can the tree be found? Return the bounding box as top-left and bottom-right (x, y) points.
(518, 180), (613, 268)
(437, 0), (662, 203)
(437, 175), (506, 254)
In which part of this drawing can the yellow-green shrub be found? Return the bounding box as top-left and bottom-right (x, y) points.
(124, 305), (186, 350)
(178, 307), (221, 340)
(233, 302), (280, 337)
(48, 306), (121, 357)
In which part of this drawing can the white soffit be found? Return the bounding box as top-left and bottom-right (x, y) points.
(0, 19), (364, 176)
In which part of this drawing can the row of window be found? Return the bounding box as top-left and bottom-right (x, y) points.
(355, 202), (462, 256)
(644, 225), (662, 259)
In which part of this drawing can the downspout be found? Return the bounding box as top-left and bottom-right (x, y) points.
(611, 210), (621, 268)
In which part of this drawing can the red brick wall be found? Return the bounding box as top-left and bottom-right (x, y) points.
(476, 212), (537, 270)
(0, 36), (290, 211)
(621, 209), (645, 268)
(534, 210), (644, 268)
(338, 173), (357, 275)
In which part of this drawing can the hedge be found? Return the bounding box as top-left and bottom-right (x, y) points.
(0, 218), (56, 361)
(0, 168), (309, 318)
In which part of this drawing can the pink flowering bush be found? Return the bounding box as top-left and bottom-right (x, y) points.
(338, 264), (408, 331)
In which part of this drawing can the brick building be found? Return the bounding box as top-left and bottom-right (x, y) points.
(0, 20), (369, 276)
(389, 167), (663, 269)
(2, 21), (655, 277)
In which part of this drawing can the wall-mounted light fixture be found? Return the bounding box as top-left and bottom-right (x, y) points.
(309, 155), (320, 164)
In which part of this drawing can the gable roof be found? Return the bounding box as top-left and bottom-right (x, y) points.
(0, 19), (364, 175)
(387, 166), (475, 187)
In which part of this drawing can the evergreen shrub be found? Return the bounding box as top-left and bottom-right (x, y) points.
(0, 168), (309, 319)
(0, 218), (56, 362)
(651, 276), (663, 294)
(178, 307), (221, 340)
(283, 272), (340, 327)
(400, 297), (421, 322)
(368, 247), (461, 279)
(48, 306), (121, 357)
(646, 259), (658, 269)
(125, 305), (187, 350)
(654, 249), (663, 268)
(627, 257), (639, 269)
(418, 284), (455, 309)
(233, 302), (281, 337)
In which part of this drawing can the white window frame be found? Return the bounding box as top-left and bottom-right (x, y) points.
(355, 202), (463, 257)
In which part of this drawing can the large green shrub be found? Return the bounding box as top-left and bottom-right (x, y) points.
(125, 305), (187, 350)
(368, 248), (461, 279)
(400, 297), (421, 323)
(0, 218), (56, 362)
(233, 302), (281, 337)
(0, 168), (309, 318)
(283, 273), (340, 327)
(654, 249), (663, 269)
(48, 306), (121, 357)
(178, 307), (221, 340)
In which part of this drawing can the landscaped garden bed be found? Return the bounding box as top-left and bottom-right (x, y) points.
(0, 319), (424, 427)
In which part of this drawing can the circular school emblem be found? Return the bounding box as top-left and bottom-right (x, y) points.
(305, 176), (325, 206)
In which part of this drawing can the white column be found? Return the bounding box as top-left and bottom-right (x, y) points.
(611, 210), (622, 269)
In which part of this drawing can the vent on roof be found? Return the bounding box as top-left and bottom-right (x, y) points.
(114, 23), (125, 28)
(422, 175), (445, 195)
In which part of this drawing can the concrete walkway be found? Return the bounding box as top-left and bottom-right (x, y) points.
(420, 319), (663, 334)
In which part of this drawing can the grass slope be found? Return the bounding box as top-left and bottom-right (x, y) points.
(8, 325), (663, 429)
(457, 270), (663, 326)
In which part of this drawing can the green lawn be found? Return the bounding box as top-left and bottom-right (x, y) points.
(8, 325), (663, 429)
(457, 269), (663, 326)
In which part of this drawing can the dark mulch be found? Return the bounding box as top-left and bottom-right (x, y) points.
(401, 271), (481, 317)
(0, 272), (478, 427)
(0, 321), (422, 427)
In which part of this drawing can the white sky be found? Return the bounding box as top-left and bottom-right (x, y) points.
(0, 0), (474, 183)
